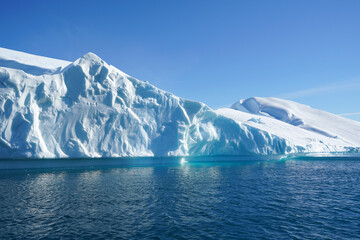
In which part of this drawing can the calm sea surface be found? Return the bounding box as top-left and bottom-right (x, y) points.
(0, 155), (360, 239)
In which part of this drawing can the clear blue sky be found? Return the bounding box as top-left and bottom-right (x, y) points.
(1, 0), (360, 121)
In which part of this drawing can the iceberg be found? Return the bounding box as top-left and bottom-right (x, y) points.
(0, 47), (359, 158)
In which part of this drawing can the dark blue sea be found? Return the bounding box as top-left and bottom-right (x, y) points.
(1, 155), (360, 239)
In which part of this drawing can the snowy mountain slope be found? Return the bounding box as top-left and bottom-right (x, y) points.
(216, 97), (360, 153)
(0, 47), (359, 158)
(230, 97), (360, 146)
(216, 108), (359, 153)
(0, 47), (71, 75)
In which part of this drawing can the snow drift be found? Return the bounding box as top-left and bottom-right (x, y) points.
(0, 47), (359, 158)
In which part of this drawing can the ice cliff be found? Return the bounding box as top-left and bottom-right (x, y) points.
(0, 47), (359, 158)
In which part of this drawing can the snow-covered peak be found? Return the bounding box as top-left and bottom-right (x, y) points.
(73, 52), (104, 66)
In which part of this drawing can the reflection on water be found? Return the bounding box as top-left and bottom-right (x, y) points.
(0, 156), (360, 239)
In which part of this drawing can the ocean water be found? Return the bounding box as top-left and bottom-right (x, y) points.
(1, 155), (360, 239)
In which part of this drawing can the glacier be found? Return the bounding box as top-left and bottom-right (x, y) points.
(0, 47), (359, 158)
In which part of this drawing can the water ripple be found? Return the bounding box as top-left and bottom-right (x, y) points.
(1, 158), (360, 239)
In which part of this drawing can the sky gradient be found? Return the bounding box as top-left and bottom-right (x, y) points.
(1, 0), (360, 121)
